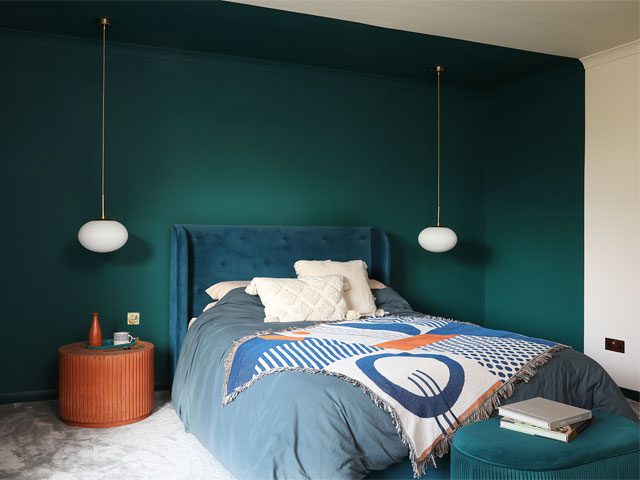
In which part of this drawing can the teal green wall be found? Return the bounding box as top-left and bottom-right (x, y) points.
(483, 65), (585, 351)
(0, 26), (583, 402)
(0, 29), (487, 402)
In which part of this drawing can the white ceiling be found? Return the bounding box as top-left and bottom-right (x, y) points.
(230, 0), (640, 59)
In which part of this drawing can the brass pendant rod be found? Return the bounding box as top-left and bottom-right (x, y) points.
(98, 18), (110, 220)
(436, 68), (441, 226)
(432, 65), (444, 226)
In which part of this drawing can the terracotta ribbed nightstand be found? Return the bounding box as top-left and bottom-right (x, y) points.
(58, 341), (154, 428)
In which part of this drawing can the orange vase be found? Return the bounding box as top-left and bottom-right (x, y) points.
(88, 312), (102, 347)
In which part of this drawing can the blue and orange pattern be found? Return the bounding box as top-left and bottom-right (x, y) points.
(223, 316), (562, 476)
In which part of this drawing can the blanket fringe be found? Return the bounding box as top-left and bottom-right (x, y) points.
(419, 343), (568, 476)
(221, 317), (568, 478)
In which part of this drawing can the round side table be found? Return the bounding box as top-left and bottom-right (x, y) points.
(58, 341), (154, 428)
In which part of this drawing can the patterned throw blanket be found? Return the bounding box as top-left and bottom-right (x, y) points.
(223, 316), (565, 476)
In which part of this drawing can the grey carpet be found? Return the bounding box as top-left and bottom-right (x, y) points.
(1, 393), (638, 480)
(0, 392), (234, 480)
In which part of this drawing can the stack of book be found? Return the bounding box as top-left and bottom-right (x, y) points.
(498, 397), (594, 443)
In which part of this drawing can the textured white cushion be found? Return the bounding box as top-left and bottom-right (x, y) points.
(205, 281), (251, 300)
(294, 260), (379, 317)
(245, 276), (349, 323)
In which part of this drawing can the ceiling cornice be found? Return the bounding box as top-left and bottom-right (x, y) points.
(230, 0), (640, 59)
(580, 40), (640, 70)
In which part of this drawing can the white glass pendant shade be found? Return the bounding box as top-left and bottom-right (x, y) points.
(78, 220), (128, 253)
(418, 226), (458, 253)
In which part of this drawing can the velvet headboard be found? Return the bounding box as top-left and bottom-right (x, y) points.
(169, 225), (390, 374)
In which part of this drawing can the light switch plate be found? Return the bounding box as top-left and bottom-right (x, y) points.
(127, 312), (140, 325)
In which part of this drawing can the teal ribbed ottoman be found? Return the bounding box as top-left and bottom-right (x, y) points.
(451, 411), (639, 479)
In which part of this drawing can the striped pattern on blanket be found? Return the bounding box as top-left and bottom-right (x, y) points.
(223, 316), (565, 477)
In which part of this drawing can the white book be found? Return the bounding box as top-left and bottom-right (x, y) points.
(500, 417), (594, 442)
(498, 397), (592, 430)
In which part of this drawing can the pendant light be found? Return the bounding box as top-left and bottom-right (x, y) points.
(78, 18), (128, 253)
(418, 65), (458, 253)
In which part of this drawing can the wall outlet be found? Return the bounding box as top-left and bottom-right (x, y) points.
(605, 337), (624, 353)
(127, 312), (140, 325)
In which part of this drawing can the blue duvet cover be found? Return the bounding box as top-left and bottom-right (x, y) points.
(172, 288), (636, 479)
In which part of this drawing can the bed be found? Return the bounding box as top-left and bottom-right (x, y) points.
(170, 225), (635, 480)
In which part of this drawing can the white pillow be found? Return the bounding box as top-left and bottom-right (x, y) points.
(203, 301), (217, 312)
(205, 281), (251, 300)
(204, 278), (384, 301)
(245, 276), (349, 323)
(368, 279), (386, 289)
(188, 301), (219, 330)
(295, 260), (380, 317)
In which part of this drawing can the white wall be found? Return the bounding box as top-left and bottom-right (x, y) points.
(582, 40), (640, 391)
